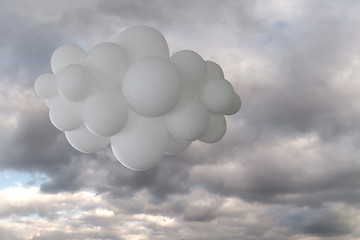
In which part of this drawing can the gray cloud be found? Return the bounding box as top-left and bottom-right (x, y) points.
(272, 203), (359, 237)
(0, 228), (20, 240)
(0, 106), (73, 171)
(240, 2), (360, 141)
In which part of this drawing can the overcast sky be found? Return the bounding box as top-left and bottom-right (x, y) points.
(1, 0), (360, 239)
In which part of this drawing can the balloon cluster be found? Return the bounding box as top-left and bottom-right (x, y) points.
(34, 26), (241, 171)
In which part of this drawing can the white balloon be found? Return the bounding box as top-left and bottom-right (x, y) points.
(34, 73), (58, 99)
(45, 99), (53, 108)
(122, 56), (182, 117)
(199, 114), (227, 143)
(166, 134), (191, 155)
(206, 61), (224, 79)
(83, 90), (129, 137)
(225, 92), (241, 115)
(116, 25), (169, 63)
(200, 78), (234, 114)
(49, 97), (83, 131)
(171, 50), (207, 96)
(65, 124), (110, 153)
(111, 112), (168, 171)
(57, 64), (94, 102)
(35, 26), (242, 170)
(164, 97), (209, 141)
(86, 42), (129, 89)
(51, 44), (86, 74)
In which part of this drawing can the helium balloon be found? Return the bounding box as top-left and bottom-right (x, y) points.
(116, 25), (169, 63)
(51, 44), (86, 74)
(225, 92), (242, 115)
(164, 97), (209, 141)
(65, 124), (110, 153)
(34, 73), (58, 99)
(171, 50), (207, 96)
(34, 25), (241, 171)
(49, 97), (82, 131)
(199, 114), (227, 143)
(83, 90), (129, 137)
(205, 61), (224, 79)
(86, 42), (129, 89)
(45, 99), (53, 108)
(111, 112), (168, 171)
(166, 134), (191, 155)
(200, 78), (234, 114)
(122, 56), (182, 117)
(57, 64), (94, 102)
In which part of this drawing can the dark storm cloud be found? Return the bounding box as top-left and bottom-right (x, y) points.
(104, 154), (192, 200)
(0, 106), (73, 171)
(190, 136), (360, 207)
(40, 149), (193, 202)
(272, 204), (358, 237)
(301, 215), (352, 237)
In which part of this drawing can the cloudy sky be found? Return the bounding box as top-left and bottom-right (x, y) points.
(1, 0), (360, 239)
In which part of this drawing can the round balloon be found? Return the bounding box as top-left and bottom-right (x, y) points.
(45, 99), (53, 108)
(200, 78), (234, 114)
(34, 25), (242, 171)
(57, 64), (94, 102)
(166, 134), (191, 155)
(49, 96), (83, 131)
(51, 44), (86, 74)
(199, 114), (227, 143)
(83, 90), (129, 137)
(205, 61), (224, 79)
(86, 42), (129, 89)
(122, 56), (182, 117)
(111, 112), (168, 171)
(164, 97), (209, 141)
(225, 92), (241, 115)
(116, 25), (169, 63)
(171, 50), (207, 96)
(65, 124), (110, 153)
(34, 73), (58, 99)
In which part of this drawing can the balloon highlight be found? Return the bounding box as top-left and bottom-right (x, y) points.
(35, 25), (241, 171)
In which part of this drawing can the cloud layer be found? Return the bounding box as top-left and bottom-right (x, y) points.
(1, 0), (360, 239)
